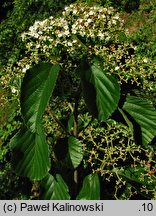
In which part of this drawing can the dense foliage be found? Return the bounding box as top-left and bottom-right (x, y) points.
(0, 0), (156, 200)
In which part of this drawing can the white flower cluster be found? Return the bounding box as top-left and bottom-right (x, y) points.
(21, 2), (123, 65)
(3, 2), (155, 97)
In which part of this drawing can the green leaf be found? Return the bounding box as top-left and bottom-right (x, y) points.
(21, 63), (60, 132)
(68, 136), (83, 169)
(79, 61), (120, 121)
(10, 125), (50, 180)
(41, 174), (70, 200)
(67, 114), (74, 132)
(123, 96), (156, 146)
(77, 173), (100, 200)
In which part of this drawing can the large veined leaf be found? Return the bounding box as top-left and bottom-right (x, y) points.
(41, 174), (70, 200)
(68, 136), (83, 169)
(10, 125), (50, 180)
(123, 96), (156, 146)
(76, 173), (100, 200)
(79, 61), (120, 121)
(21, 63), (60, 132)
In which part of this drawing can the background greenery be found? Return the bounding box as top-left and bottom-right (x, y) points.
(0, 0), (156, 199)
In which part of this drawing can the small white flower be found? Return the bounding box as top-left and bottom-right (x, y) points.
(64, 6), (69, 11)
(29, 26), (34, 31)
(102, 14), (106, 19)
(22, 65), (30, 73)
(22, 68), (26, 73)
(79, 19), (83, 23)
(25, 65), (30, 70)
(107, 9), (112, 15)
(58, 33), (63, 38)
(89, 33), (95, 38)
(84, 14), (89, 19)
(21, 33), (26, 40)
(73, 9), (77, 14)
(112, 19), (117, 25)
(72, 24), (76, 29)
(64, 30), (70, 36)
(36, 44), (40, 48)
(67, 42), (72, 47)
(115, 66), (120, 71)
(72, 40), (77, 43)
(64, 25), (69, 30)
(143, 59), (148, 63)
(87, 18), (92, 24)
(34, 21), (41, 26)
(89, 11), (94, 16)
(72, 29), (77, 34)
(134, 46), (137, 50)
(11, 88), (17, 94)
(29, 32), (39, 38)
(80, 31), (85, 37)
(98, 32), (104, 40)
(49, 16), (54, 20)
(105, 36), (111, 42)
(114, 16), (120, 20)
(48, 38), (53, 42)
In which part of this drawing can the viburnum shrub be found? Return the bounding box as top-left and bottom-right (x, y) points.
(7, 2), (156, 199)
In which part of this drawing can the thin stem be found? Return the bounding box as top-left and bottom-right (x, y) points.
(73, 84), (81, 137)
(50, 110), (71, 136)
(72, 84), (81, 196)
(73, 99), (79, 138)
